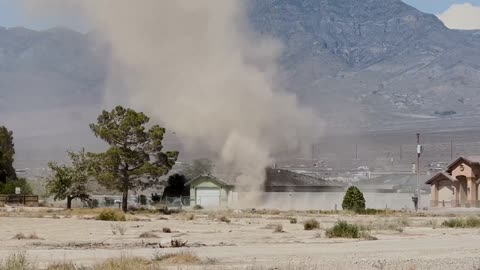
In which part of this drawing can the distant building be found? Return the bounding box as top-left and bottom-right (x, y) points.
(184, 168), (346, 209)
(426, 156), (480, 208)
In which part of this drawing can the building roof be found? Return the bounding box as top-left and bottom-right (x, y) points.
(446, 156), (480, 172)
(265, 168), (345, 187)
(184, 174), (234, 187)
(425, 171), (456, 185)
(356, 173), (430, 191)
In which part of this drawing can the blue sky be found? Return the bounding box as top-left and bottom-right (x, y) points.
(0, 1), (478, 30)
(403, 0), (480, 14)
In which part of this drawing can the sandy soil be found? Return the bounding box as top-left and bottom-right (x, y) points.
(0, 208), (480, 269)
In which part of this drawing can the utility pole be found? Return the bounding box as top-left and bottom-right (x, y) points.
(400, 145), (403, 161)
(415, 133), (422, 211)
(355, 144), (358, 160)
(450, 139), (454, 160)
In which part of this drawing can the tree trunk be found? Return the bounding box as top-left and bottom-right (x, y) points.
(122, 188), (128, 212)
(66, 195), (73, 209)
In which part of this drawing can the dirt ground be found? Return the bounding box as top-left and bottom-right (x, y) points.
(1, 207), (480, 269)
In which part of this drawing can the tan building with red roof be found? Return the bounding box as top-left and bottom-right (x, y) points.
(426, 157), (480, 208)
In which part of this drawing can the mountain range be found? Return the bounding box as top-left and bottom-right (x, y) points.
(2, 0), (480, 163)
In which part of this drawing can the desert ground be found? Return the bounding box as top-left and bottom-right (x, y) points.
(1, 207), (480, 269)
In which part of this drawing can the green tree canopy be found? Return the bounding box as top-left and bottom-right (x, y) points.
(342, 186), (366, 213)
(0, 126), (16, 182)
(89, 106), (178, 212)
(0, 178), (32, 195)
(45, 149), (91, 209)
(162, 173), (190, 200)
(184, 158), (213, 180)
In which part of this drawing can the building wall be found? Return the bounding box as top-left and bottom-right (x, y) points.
(253, 192), (430, 211)
(189, 180), (232, 207)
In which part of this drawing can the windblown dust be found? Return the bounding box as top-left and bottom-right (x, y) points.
(24, 1), (324, 204)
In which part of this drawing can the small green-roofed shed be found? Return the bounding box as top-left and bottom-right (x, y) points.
(185, 174), (236, 208)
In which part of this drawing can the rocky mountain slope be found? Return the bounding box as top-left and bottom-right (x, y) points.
(2, 0), (480, 162)
(250, 0), (480, 128)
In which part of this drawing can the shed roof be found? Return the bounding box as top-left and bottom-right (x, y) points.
(425, 171), (456, 185)
(184, 174), (234, 187)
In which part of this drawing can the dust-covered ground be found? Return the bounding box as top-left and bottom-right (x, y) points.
(1, 207), (480, 270)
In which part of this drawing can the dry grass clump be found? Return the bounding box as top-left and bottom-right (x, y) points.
(219, 215), (231, 223)
(303, 219), (320, 230)
(46, 262), (78, 270)
(0, 251), (30, 270)
(96, 209), (126, 222)
(95, 256), (161, 270)
(170, 238), (188, 247)
(442, 217), (480, 228)
(185, 213), (195, 221)
(153, 251), (201, 264)
(13, 232), (42, 240)
(273, 224), (284, 233)
(162, 227), (172, 233)
(425, 219), (438, 229)
(139, 231), (159, 238)
(289, 217), (297, 224)
(326, 220), (360, 238)
(326, 221), (377, 240)
(193, 205), (203, 210)
(264, 223), (284, 232)
(110, 224), (127, 235)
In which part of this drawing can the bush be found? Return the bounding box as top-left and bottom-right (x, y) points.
(111, 224), (128, 235)
(162, 227), (172, 233)
(139, 231), (159, 238)
(0, 251), (30, 270)
(87, 199), (99, 209)
(303, 219), (320, 230)
(96, 209), (126, 221)
(442, 217), (480, 228)
(139, 195), (147, 205)
(273, 224), (284, 233)
(0, 177), (33, 195)
(326, 220), (360, 238)
(193, 205), (203, 210)
(342, 186), (366, 213)
(219, 216), (231, 223)
(289, 217), (297, 224)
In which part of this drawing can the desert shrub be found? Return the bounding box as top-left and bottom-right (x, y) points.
(326, 220), (360, 238)
(186, 213), (195, 220)
(139, 195), (147, 205)
(110, 224), (127, 235)
(46, 262), (77, 270)
(153, 251), (200, 264)
(273, 224), (284, 233)
(95, 256), (155, 270)
(96, 209), (126, 221)
(162, 227), (172, 233)
(171, 238), (188, 247)
(342, 186), (366, 213)
(139, 231), (158, 238)
(303, 219), (320, 230)
(289, 217), (297, 224)
(0, 178), (33, 195)
(219, 215), (231, 223)
(193, 205), (203, 210)
(13, 233), (42, 240)
(0, 251), (30, 270)
(442, 217), (480, 228)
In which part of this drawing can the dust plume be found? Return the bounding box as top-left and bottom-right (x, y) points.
(24, 1), (324, 196)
